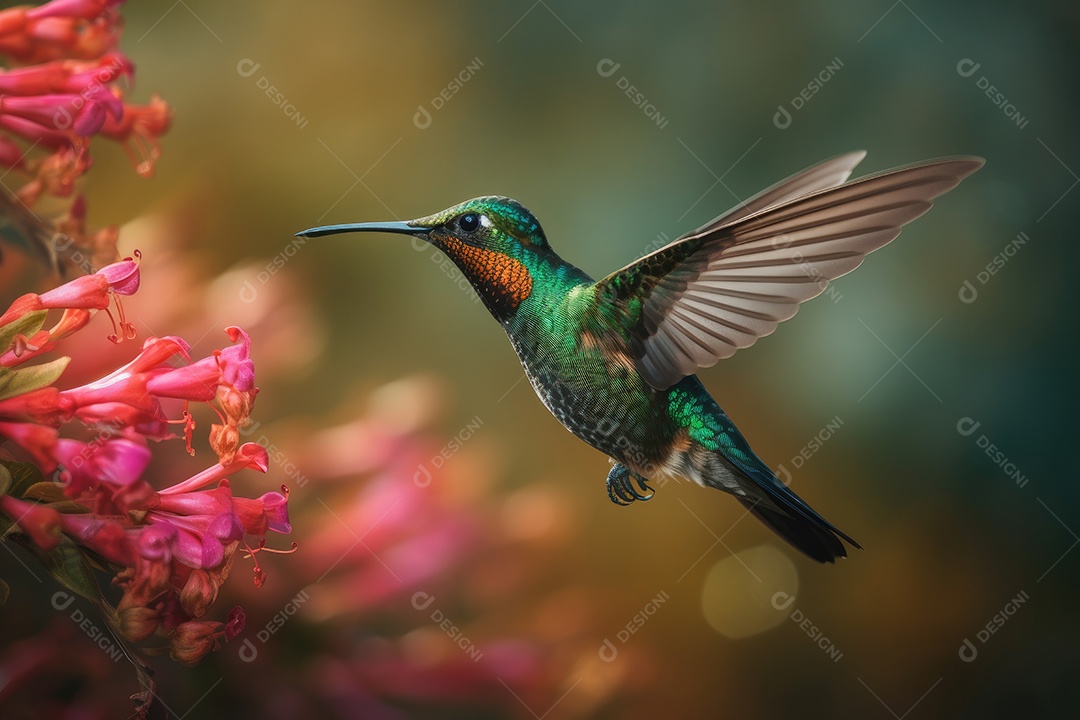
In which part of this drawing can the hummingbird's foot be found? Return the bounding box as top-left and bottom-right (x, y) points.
(606, 463), (655, 505)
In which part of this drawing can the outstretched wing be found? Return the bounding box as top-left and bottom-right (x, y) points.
(593, 154), (984, 390)
(684, 150), (868, 233)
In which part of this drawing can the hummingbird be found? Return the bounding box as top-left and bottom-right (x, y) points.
(299, 152), (982, 563)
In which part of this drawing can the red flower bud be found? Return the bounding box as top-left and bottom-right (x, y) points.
(179, 568), (219, 619)
(117, 605), (160, 643)
(169, 619), (221, 666)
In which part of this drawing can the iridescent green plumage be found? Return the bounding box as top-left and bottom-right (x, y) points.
(300, 152), (983, 563)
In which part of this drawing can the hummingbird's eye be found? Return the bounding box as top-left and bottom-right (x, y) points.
(458, 213), (480, 233)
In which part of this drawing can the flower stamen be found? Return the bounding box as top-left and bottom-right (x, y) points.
(11, 333), (39, 357)
(103, 303), (121, 343)
(240, 537), (298, 588)
(181, 407), (195, 455)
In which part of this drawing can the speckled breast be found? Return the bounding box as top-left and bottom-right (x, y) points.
(504, 325), (672, 472)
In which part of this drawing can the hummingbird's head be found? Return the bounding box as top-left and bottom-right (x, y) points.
(408, 196), (549, 253)
(298, 197), (551, 321)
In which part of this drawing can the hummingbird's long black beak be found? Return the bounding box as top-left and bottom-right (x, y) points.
(295, 221), (426, 238)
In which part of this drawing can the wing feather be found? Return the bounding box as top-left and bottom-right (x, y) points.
(686, 150), (868, 234)
(594, 155), (984, 389)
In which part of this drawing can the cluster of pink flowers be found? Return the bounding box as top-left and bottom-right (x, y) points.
(0, 0), (171, 273)
(0, 255), (292, 665)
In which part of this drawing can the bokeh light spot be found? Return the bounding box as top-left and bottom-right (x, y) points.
(700, 545), (799, 639)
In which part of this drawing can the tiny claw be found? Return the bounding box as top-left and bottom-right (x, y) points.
(631, 475), (655, 501)
(606, 463), (655, 506)
(608, 481), (632, 506)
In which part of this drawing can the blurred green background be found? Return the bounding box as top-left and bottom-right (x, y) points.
(18, 0), (1080, 717)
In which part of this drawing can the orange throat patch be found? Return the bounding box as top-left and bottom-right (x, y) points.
(440, 238), (533, 317)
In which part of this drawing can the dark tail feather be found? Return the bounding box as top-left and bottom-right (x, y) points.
(724, 454), (861, 563)
(703, 430), (861, 562)
(737, 497), (858, 563)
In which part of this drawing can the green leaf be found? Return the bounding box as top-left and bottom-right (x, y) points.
(0, 309), (48, 354)
(34, 534), (101, 606)
(0, 577), (8, 604)
(0, 356), (69, 402)
(0, 463), (10, 498)
(1, 460), (46, 498)
(21, 481), (68, 503)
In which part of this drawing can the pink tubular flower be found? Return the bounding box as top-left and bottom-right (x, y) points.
(218, 326), (255, 391)
(0, 253), (142, 379)
(109, 335), (191, 374)
(1, 90), (121, 136)
(46, 432), (291, 638)
(48, 308), (93, 340)
(60, 51), (132, 89)
(144, 483), (244, 569)
(0, 495), (62, 550)
(0, 285), (287, 670)
(68, 402), (170, 440)
(0, 295), (44, 328)
(51, 435), (289, 601)
(0, 9), (120, 63)
(0, 4), (297, 690)
(0, 387), (70, 424)
(99, 94), (171, 177)
(53, 436), (153, 511)
(160, 443), (269, 496)
(0, 420), (59, 470)
(37, 252), (140, 309)
(0, 236), (287, 678)
(150, 510), (243, 570)
(232, 486), (292, 535)
(0, 0), (168, 277)
(144, 361), (222, 403)
(0, 109), (72, 146)
(157, 328), (253, 402)
(25, 0), (125, 23)
(0, 61), (65, 96)
(118, 523), (176, 610)
(57, 513), (132, 566)
(58, 334), (186, 427)
(51, 327), (258, 452)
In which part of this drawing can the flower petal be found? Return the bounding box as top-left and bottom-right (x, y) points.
(145, 360), (220, 402)
(38, 274), (110, 310)
(97, 255), (141, 295)
(219, 326), (254, 391)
